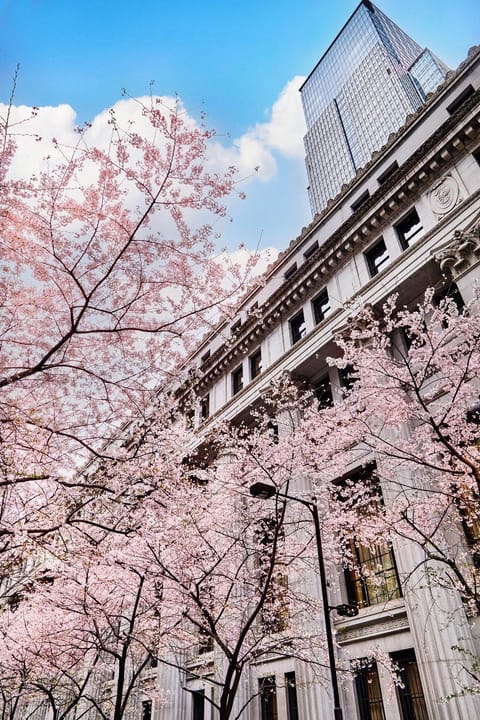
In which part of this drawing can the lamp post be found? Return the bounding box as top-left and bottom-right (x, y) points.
(250, 481), (356, 720)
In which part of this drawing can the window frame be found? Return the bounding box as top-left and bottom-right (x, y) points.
(232, 365), (244, 396)
(365, 237), (389, 277)
(395, 208), (423, 251)
(289, 310), (307, 345)
(312, 288), (331, 325)
(250, 349), (262, 379)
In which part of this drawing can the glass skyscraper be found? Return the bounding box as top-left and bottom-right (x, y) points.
(301, 0), (448, 215)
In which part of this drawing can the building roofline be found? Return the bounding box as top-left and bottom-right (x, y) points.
(299, 1), (376, 93)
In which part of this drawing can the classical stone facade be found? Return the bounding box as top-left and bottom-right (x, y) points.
(148, 45), (480, 720)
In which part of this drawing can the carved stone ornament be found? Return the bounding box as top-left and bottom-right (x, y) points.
(433, 213), (480, 278)
(429, 175), (460, 215)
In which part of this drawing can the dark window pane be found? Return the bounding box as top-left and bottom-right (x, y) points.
(142, 700), (152, 720)
(290, 311), (306, 345)
(365, 238), (389, 277)
(250, 349), (262, 379)
(312, 289), (331, 324)
(232, 366), (243, 395)
(315, 376), (334, 408)
(285, 672), (299, 720)
(304, 241), (319, 259)
(284, 263), (298, 280)
(192, 690), (205, 720)
(391, 649), (429, 720)
(200, 394), (210, 420)
(259, 676), (278, 720)
(354, 660), (386, 720)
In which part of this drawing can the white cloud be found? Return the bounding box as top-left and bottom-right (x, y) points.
(1, 76), (306, 188)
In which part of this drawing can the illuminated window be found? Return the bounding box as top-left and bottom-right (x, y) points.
(391, 649), (429, 720)
(354, 659), (386, 720)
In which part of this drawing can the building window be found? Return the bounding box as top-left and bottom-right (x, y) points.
(200, 394), (210, 421)
(446, 84), (474, 114)
(285, 672), (299, 720)
(473, 147), (480, 167)
(304, 241), (319, 260)
(312, 288), (331, 324)
(337, 469), (402, 609)
(395, 209), (423, 250)
(200, 349), (211, 364)
(256, 519), (289, 634)
(198, 627), (214, 654)
(284, 263), (298, 280)
(391, 650), (429, 720)
(250, 349), (262, 379)
(345, 539), (402, 608)
(365, 238), (389, 277)
(377, 160), (399, 185)
(192, 690), (205, 720)
(339, 364), (356, 393)
(142, 700), (152, 720)
(259, 676), (278, 720)
(315, 376), (333, 409)
(351, 189), (370, 213)
(354, 659), (386, 720)
(232, 366), (243, 395)
(289, 310), (306, 345)
(434, 282), (464, 314)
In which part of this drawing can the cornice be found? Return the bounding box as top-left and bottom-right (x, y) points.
(191, 104), (480, 395)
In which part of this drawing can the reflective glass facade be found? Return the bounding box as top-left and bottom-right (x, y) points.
(301, 1), (448, 215)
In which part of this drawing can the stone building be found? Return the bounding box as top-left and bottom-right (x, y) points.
(151, 42), (480, 720)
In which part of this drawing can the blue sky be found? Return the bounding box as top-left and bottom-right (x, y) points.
(1, 0), (478, 256)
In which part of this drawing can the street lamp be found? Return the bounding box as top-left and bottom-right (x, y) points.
(249, 481), (357, 720)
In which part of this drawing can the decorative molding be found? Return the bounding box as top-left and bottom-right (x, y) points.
(429, 174), (461, 215)
(337, 613), (409, 644)
(433, 211), (480, 277)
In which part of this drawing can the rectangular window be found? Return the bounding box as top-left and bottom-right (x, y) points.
(289, 310), (306, 345)
(377, 160), (399, 185)
(256, 519), (289, 634)
(284, 263), (298, 280)
(285, 672), (299, 720)
(304, 241), (319, 260)
(312, 288), (331, 324)
(232, 366), (243, 395)
(391, 650), (429, 720)
(231, 319), (241, 335)
(351, 189), (370, 213)
(345, 539), (402, 608)
(192, 690), (205, 720)
(259, 676), (278, 720)
(200, 394), (210, 421)
(354, 660), (386, 720)
(365, 238), (389, 277)
(338, 469), (402, 609)
(200, 349), (211, 364)
(473, 147), (480, 167)
(339, 364), (356, 393)
(250, 349), (262, 379)
(315, 376), (333, 409)
(446, 84), (474, 114)
(142, 700), (152, 720)
(395, 209), (423, 250)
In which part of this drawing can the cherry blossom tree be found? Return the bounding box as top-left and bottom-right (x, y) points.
(0, 87), (259, 585)
(295, 289), (480, 693)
